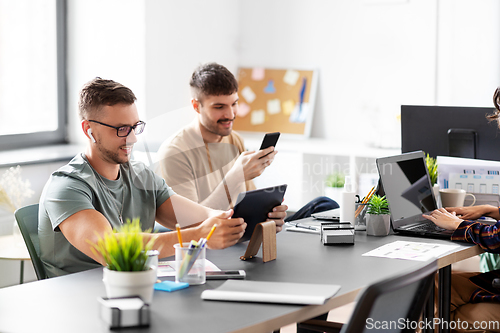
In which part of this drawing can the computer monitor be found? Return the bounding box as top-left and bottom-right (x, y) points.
(401, 105), (500, 161)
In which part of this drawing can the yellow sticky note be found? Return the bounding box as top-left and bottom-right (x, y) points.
(283, 100), (295, 116)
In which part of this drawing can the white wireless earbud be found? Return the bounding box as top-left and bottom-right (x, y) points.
(87, 128), (96, 143)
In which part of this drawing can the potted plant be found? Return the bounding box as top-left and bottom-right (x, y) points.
(365, 194), (391, 236)
(89, 218), (158, 304)
(324, 172), (345, 203)
(425, 153), (441, 206)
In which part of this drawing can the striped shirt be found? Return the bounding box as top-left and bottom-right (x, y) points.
(452, 220), (500, 303)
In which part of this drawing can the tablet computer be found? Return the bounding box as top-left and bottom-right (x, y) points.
(233, 184), (287, 242)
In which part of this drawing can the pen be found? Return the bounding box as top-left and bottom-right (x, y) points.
(206, 224), (217, 242)
(179, 240), (198, 278)
(285, 222), (319, 231)
(295, 224), (318, 231)
(355, 186), (376, 218)
(176, 223), (183, 248)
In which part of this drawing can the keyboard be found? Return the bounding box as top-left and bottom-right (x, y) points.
(406, 221), (446, 233)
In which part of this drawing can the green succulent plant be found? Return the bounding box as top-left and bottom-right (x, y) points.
(425, 153), (438, 186)
(88, 218), (157, 272)
(325, 172), (345, 188)
(367, 194), (390, 215)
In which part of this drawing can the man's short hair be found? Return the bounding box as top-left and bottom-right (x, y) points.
(190, 63), (238, 103)
(78, 77), (137, 120)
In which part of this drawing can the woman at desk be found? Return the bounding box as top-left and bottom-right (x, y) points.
(423, 87), (500, 332)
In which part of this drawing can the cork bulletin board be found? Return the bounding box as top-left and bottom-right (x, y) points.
(233, 68), (318, 138)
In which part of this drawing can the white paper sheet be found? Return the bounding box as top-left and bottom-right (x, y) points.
(362, 240), (459, 261)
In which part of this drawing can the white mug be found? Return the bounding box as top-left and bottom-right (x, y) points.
(439, 189), (476, 208)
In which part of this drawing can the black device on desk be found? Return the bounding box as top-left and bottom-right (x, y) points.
(233, 184), (287, 242)
(259, 132), (280, 158)
(206, 270), (246, 280)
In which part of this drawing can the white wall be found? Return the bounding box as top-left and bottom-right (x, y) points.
(141, 0), (500, 149)
(66, 0), (146, 144)
(238, 0), (438, 148)
(143, 0), (240, 149)
(437, 0), (500, 106)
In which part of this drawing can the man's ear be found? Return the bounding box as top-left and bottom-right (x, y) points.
(191, 98), (201, 114)
(81, 120), (90, 135)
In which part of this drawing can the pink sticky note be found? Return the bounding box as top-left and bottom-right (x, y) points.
(237, 102), (251, 118)
(251, 68), (265, 81)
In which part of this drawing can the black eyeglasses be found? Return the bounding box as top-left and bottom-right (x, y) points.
(88, 120), (146, 137)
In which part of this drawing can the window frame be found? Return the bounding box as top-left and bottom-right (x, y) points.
(0, 0), (67, 151)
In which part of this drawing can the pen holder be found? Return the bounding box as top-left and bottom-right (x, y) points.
(174, 243), (206, 285)
(354, 203), (368, 231)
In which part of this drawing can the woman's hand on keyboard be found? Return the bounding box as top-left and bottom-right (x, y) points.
(422, 208), (463, 231)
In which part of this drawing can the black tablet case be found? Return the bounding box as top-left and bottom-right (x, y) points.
(233, 184), (287, 242)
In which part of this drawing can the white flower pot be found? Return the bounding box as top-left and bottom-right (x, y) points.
(102, 268), (157, 304)
(365, 214), (391, 236)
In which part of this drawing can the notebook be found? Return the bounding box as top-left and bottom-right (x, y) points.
(201, 280), (341, 305)
(376, 151), (454, 239)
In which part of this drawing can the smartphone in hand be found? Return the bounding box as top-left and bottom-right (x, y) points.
(259, 132), (280, 158)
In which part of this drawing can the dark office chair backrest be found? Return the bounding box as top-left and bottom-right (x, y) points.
(340, 259), (437, 333)
(299, 259), (437, 333)
(15, 204), (48, 280)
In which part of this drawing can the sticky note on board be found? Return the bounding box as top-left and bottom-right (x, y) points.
(241, 86), (256, 104)
(282, 100), (295, 116)
(237, 102), (251, 118)
(251, 110), (265, 125)
(283, 70), (300, 86)
(251, 68), (265, 81)
(267, 99), (281, 115)
(264, 80), (276, 94)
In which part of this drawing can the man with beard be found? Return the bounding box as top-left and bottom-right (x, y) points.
(38, 77), (270, 277)
(157, 63), (337, 222)
(157, 64), (337, 333)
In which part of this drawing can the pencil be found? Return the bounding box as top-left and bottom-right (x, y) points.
(355, 186), (376, 218)
(206, 224), (217, 241)
(176, 223), (183, 247)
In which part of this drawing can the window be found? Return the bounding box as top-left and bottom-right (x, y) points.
(0, 0), (66, 150)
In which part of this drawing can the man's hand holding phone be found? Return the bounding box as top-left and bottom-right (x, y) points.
(236, 148), (276, 181)
(259, 132), (280, 159)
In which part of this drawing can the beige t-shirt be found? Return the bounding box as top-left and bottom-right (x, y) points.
(157, 120), (256, 210)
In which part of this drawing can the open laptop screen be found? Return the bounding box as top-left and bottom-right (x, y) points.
(377, 151), (437, 223)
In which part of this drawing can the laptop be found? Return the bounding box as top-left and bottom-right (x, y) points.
(376, 151), (454, 239)
(311, 208), (340, 221)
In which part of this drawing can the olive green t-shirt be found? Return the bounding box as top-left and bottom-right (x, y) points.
(39, 153), (174, 277)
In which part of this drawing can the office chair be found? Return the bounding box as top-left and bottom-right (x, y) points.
(15, 204), (48, 280)
(298, 259), (438, 333)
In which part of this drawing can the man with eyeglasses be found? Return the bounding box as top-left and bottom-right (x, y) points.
(38, 77), (258, 277)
